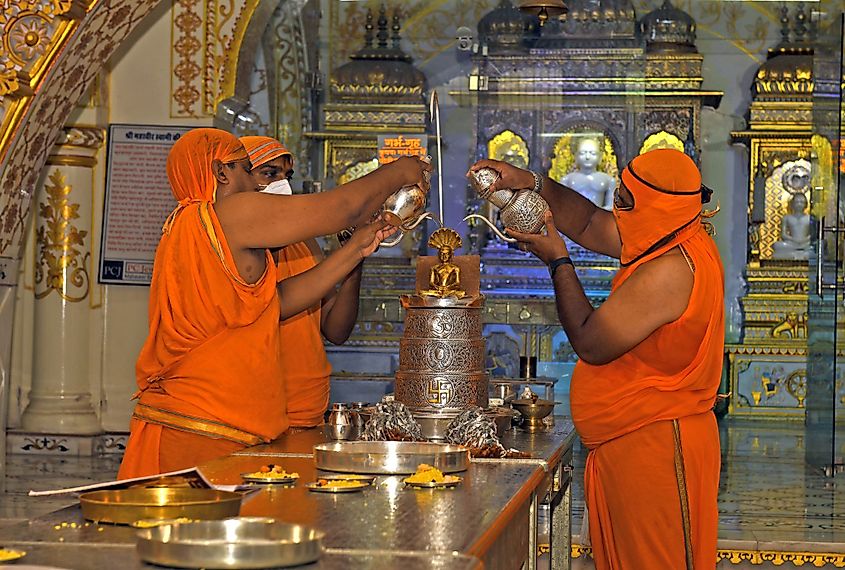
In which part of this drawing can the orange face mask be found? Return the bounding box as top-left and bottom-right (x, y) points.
(613, 149), (706, 266)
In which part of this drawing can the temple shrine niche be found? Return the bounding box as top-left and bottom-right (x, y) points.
(728, 4), (845, 419)
(449, 0), (721, 377)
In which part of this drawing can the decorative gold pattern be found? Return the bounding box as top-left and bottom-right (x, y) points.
(639, 130), (684, 154)
(571, 544), (845, 566)
(488, 130), (529, 169)
(755, 52), (813, 96)
(34, 170), (89, 302)
(171, 0), (202, 116)
(170, 0), (259, 117)
(0, 0), (159, 260)
(784, 369), (807, 408)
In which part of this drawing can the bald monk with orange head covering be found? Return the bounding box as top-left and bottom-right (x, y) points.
(241, 136), (376, 427)
(473, 148), (723, 570)
(118, 128), (428, 479)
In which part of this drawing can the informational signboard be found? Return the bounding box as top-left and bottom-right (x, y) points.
(377, 134), (428, 165)
(99, 125), (192, 285)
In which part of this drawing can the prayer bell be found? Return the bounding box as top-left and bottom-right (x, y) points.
(518, 0), (568, 26)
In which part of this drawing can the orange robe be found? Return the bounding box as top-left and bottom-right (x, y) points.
(275, 241), (332, 427)
(571, 224), (724, 570)
(118, 201), (288, 479)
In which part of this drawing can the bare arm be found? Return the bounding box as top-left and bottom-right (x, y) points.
(470, 159), (621, 258)
(302, 236), (366, 345)
(320, 262), (363, 345)
(217, 156), (429, 251)
(276, 221), (391, 322)
(550, 251), (692, 364)
(508, 213), (693, 365)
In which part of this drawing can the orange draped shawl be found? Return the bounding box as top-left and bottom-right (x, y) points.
(118, 129), (288, 479)
(275, 242), (332, 427)
(571, 149), (724, 570)
(240, 135), (332, 428)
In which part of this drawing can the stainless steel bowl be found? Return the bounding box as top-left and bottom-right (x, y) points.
(136, 517), (323, 569)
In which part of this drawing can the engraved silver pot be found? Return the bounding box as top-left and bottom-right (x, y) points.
(463, 167), (549, 243)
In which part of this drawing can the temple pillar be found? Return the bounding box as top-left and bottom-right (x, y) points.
(20, 127), (105, 434)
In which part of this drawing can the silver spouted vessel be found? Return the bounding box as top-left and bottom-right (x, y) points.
(463, 167), (549, 243)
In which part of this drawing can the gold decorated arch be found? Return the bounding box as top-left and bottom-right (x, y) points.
(338, 158), (379, 185)
(639, 131), (684, 155)
(488, 130), (529, 169)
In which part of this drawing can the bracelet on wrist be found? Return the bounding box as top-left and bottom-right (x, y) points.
(548, 256), (573, 278)
(529, 170), (543, 193)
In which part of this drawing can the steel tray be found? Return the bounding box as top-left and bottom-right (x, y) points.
(136, 517), (323, 569)
(314, 441), (469, 474)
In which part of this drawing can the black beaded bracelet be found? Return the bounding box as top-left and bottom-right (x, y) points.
(548, 256), (573, 278)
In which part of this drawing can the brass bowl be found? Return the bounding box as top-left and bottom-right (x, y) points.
(511, 399), (556, 430)
(80, 488), (242, 525)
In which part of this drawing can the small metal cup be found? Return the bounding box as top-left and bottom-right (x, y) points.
(325, 403), (360, 441)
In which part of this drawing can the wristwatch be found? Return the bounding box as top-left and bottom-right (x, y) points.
(548, 256), (573, 278)
(336, 226), (355, 246)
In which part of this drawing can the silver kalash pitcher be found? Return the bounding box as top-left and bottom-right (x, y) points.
(462, 167), (549, 243)
(380, 156), (434, 247)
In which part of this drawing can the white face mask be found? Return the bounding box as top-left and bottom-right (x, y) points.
(259, 179), (292, 195)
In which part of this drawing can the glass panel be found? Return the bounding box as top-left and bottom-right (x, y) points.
(807, 3), (844, 476)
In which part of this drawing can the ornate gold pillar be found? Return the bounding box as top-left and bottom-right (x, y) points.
(20, 127), (104, 434)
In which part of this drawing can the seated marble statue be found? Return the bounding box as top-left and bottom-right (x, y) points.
(560, 137), (616, 209)
(420, 228), (466, 299)
(772, 192), (810, 261)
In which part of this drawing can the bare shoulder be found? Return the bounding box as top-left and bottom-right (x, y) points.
(620, 247), (694, 318)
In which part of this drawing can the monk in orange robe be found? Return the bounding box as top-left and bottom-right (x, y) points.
(474, 148), (723, 570)
(241, 136), (375, 427)
(118, 129), (429, 479)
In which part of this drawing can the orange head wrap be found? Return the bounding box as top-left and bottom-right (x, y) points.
(614, 148), (710, 266)
(240, 136), (293, 169)
(166, 128), (248, 204)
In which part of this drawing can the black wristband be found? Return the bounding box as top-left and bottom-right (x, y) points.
(548, 256), (573, 278)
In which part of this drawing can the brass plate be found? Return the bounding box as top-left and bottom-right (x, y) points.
(0, 548), (26, 562)
(240, 473), (299, 485)
(404, 475), (462, 489)
(305, 482), (369, 493)
(80, 488), (242, 525)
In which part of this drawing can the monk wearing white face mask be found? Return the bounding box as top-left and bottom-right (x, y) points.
(240, 136), (384, 427)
